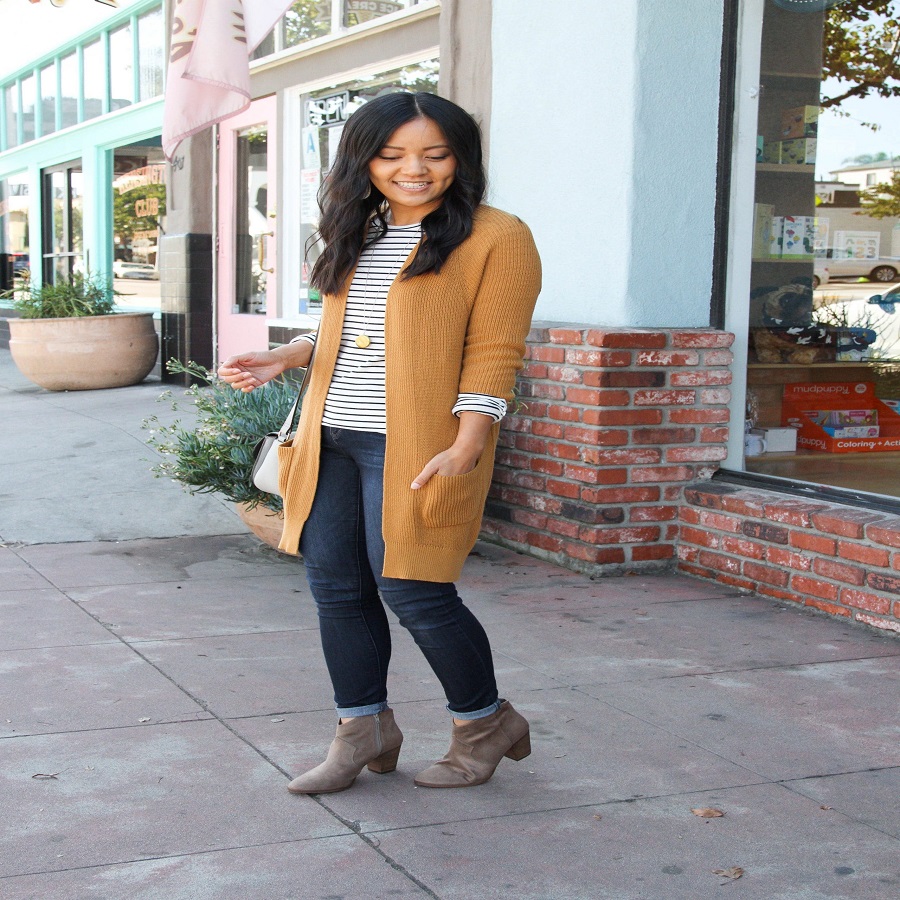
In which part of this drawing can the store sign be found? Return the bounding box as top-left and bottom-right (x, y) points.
(343, 1), (403, 24)
(134, 197), (160, 218)
(306, 92), (351, 127)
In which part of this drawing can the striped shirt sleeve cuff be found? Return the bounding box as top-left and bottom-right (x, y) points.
(289, 332), (317, 346)
(452, 393), (508, 422)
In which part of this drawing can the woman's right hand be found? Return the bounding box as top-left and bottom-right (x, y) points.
(218, 350), (285, 393)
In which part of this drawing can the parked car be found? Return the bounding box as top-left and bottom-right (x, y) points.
(113, 261), (159, 280)
(813, 258), (829, 288)
(819, 250), (899, 284)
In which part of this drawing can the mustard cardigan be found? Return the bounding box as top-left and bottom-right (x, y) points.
(278, 205), (542, 582)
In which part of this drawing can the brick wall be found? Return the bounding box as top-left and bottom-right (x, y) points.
(482, 325), (735, 574)
(678, 482), (900, 635)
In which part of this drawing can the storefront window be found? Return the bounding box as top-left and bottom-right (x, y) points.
(39, 63), (58, 136)
(745, 0), (900, 499)
(20, 75), (35, 145)
(253, 0), (420, 59)
(42, 162), (84, 284)
(82, 39), (105, 121)
(60, 53), (78, 129)
(297, 58), (439, 312)
(0, 173), (30, 291)
(4, 83), (18, 149)
(235, 126), (270, 314)
(138, 5), (164, 101)
(110, 22), (134, 111)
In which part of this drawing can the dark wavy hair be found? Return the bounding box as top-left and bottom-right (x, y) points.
(308, 92), (486, 296)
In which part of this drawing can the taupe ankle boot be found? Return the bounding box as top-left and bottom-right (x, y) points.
(287, 708), (403, 795)
(414, 700), (530, 789)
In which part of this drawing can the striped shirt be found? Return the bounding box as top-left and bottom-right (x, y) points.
(293, 222), (507, 434)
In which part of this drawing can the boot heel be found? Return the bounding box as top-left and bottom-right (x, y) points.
(504, 731), (531, 761)
(367, 745), (401, 774)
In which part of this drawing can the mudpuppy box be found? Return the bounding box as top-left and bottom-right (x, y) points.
(781, 382), (900, 453)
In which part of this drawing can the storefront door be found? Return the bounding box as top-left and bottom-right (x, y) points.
(41, 160), (83, 284)
(217, 96), (277, 361)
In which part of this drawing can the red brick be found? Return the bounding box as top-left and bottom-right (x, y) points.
(716, 573), (758, 591)
(548, 328), (584, 345)
(547, 442), (581, 460)
(720, 494), (768, 516)
(670, 408), (730, 424)
(805, 598), (851, 618)
(670, 370), (733, 387)
(700, 388), (732, 405)
(525, 494), (562, 514)
(579, 351), (634, 372)
(513, 435), (548, 454)
(697, 510), (743, 533)
(587, 370), (664, 388)
(766, 547), (812, 571)
(565, 544), (626, 565)
(666, 446), (728, 463)
(579, 526), (661, 545)
(528, 345), (566, 362)
(632, 544), (675, 561)
(855, 611), (900, 633)
(813, 559), (866, 586)
(581, 486), (660, 503)
(671, 331), (734, 349)
(703, 349), (735, 365)
(518, 401), (548, 418)
(840, 588), (890, 615)
(533, 421), (565, 439)
(496, 450), (531, 469)
(566, 348), (633, 367)
(698, 550), (741, 574)
(546, 365), (584, 384)
(867, 572), (900, 594)
(632, 427), (696, 445)
(867, 520), (900, 549)
(679, 525), (720, 549)
(522, 362), (548, 379)
(503, 416), (533, 434)
(756, 584), (804, 604)
(743, 561), (790, 587)
(510, 472), (547, 491)
(630, 506), (678, 522)
(586, 330), (667, 349)
(546, 517), (581, 538)
(699, 427), (730, 443)
(634, 389), (696, 407)
(742, 521), (789, 544)
(663, 485), (686, 502)
(526, 532), (564, 553)
(677, 545), (699, 563)
(548, 404), (582, 422)
(631, 466), (695, 483)
(565, 387), (602, 405)
(838, 541), (890, 567)
(721, 536), (766, 559)
(594, 390), (632, 408)
(791, 575), (839, 602)
(636, 350), (700, 367)
(584, 409), (662, 426)
(790, 531), (837, 555)
(526, 382), (565, 400)
(530, 458), (564, 476)
(582, 447), (661, 465)
(511, 509), (548, 529)
(546, 479), (580, 499)
(564, 426), (628, 446)
(810, 508), (886, 540)
(565, 465), (627, 485)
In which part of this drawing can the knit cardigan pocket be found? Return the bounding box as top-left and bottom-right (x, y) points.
(419, 469), (484, 528)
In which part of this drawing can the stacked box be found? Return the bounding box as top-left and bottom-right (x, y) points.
(769, 216), (785, 257)
(763, 142), (782, 164)
(781, 105), (819, 139)
(781, 215), (815, 259)
(752, 204), (775, 258)
(780, 138), (817, 165)
(757, 135), (765, 162)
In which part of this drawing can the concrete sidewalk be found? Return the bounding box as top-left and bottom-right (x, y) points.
(1, 350), (898, 899)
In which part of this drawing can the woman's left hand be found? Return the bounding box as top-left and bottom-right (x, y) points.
(410, 411), (494, 489)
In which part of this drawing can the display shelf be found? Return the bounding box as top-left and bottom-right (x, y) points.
(748, 362), (873, 369)
(751, 257), (814, 264)
(756, 163), (816, 174)
(760, 71), (820, 81)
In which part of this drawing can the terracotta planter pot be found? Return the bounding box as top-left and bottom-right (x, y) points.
(8, 312), (158, 391)
(235, 502), (297, 555)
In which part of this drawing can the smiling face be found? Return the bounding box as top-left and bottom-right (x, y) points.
(367, 116), (457, 225)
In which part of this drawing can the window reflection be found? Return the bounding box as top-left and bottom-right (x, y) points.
(60, 53), (78, 129)
(40, 63), (57, 136)
(0, 173), (30, 292)
(235, 126), (269, 314)
(138, 5), (164, 100)
(20, 75), (35, 144)
(4, 83), (17, 149)
(110, 23), (134, 111)
(82, 40), (105, 121)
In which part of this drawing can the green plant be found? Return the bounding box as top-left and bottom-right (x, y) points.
(4, 271), (117, 318)
(143, 360), (298, 512)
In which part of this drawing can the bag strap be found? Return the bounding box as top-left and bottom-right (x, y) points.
(276, 339), (317, 440)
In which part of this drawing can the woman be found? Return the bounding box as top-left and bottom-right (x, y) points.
(219, 92), (541, 794)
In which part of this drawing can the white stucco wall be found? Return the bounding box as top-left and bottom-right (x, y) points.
(489, 0), (725, 327)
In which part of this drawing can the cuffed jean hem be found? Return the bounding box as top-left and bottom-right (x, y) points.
(447, 698), (503, 720)
(334, 700), (389, 719)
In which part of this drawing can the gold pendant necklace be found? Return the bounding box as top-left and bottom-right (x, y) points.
(355, 333), (370, 349)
